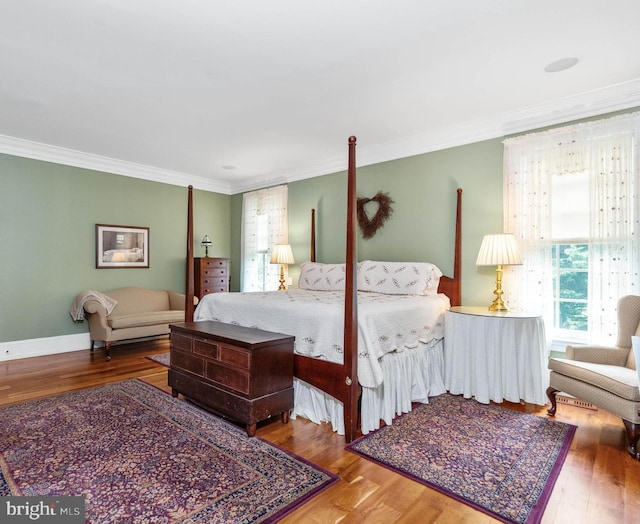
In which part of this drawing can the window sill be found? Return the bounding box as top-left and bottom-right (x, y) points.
(549, 337), (588, 358)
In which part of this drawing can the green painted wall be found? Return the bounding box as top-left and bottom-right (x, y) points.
(0, 154), (230, 343)
(230, 137), (505, 305)
(5, 106), (636, 347)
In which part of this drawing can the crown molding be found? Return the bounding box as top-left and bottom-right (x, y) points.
(500, 78), (640, 136)
(364, 79), (640, 164)
(230, 79), (640, 193)
(3, 79), (640, 195)
(0, 134), (231, 194)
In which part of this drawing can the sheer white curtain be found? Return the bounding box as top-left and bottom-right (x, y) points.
(503, 112), (640, 344)
(241, 185), (289, 292)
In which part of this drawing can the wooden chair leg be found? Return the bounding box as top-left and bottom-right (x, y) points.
(105, 341), (112, 361)
(623, 419), (640, 460)
(546, 386), (559, 416)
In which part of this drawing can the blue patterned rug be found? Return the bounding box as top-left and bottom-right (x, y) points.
(347, 394), (575, 524)
(0, 379), (338, 523)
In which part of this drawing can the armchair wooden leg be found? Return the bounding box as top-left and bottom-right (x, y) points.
(623, 420), (640, 460)
(105, 342), (112, 361)
(546, 386), (559, 416)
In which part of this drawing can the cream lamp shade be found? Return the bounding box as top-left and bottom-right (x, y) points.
(476, 233), (523, 311)
(270, 244), (295, 290)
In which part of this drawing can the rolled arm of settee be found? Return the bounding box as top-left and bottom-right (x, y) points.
(168, 291), (198, 311)
(83, 299), (111, 342)
(83, 299), (107, 316)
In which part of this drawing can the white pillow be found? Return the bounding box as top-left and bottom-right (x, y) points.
(357, 260), (442, 295)
(298, 262), (346, 291)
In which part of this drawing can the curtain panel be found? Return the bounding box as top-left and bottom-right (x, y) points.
(241, 185), (289, 292)
(503, 112), (640, 344)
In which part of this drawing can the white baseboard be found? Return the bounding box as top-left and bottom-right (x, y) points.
(0, 333), (91, 361)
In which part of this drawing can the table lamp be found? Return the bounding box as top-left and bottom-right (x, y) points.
(201, 235), (212, 257)
(270, 244), (295, 290)
(476, 233), (523, 311)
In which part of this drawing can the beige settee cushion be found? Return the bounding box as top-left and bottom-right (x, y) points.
(549, 357), (640, 402)
(109, 311), (185, 329)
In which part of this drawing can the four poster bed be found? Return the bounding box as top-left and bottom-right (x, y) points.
(184, 137), (462, 442)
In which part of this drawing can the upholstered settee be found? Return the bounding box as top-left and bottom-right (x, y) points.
(547, 295), (640, 459)
(80, 287), (196, 361)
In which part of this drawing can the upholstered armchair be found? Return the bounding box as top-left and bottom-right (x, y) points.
(547, 295), (640, 460)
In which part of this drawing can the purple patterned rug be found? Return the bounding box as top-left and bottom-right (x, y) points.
(0, 379), (338, 523)
(147, 352), (170, 367)
(347, 394), (575, 524)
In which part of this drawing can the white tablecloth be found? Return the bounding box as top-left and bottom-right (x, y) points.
(444, 308), (549, 405)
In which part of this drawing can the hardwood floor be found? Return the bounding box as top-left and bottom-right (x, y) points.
(1, 339), (639, 523)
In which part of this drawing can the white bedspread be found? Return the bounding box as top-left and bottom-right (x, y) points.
(193, 289), (450, 388)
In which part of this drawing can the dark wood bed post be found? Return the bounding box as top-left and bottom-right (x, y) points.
(186, 185), (195, 322)
(430, 188), (462, 306)
(294, 136), (361, 442)
(343, 135), (360, 443)
(450, 188), (463, 306)
(310, 209), (316, 262)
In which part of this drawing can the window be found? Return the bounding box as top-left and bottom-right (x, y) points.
(241, 185), (289, 292)
(552, 243), (588, 342)
(503, 113), (640, 346)
(549, 171), (589, 342)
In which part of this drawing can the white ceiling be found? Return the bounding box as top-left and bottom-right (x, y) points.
(2, 0), (640, 194)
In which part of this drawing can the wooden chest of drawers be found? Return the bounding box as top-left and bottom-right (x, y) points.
(194, 257), (229, 298)
(168, 321), (294, 436)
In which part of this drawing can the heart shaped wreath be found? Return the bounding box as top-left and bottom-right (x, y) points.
(357, 191), (394, 239)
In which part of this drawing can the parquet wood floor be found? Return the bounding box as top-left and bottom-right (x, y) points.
(1, 339), (638, 523)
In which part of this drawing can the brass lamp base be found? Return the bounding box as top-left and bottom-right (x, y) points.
(278, 265), (286, 291)
(488, 297), (509, 312)
(488, 264), (509, 311)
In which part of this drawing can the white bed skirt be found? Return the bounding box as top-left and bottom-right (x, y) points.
(290, 338), (446, 435)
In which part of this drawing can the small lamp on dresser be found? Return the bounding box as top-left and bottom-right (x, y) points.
(476, 233), (523, 311)
(270, 244), (295, 291)
(201, 235), (212, 257)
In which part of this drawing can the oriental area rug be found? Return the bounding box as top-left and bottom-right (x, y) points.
(0, 379), (338, 523)
(147, 352), (170, 367)
(347, 394), (576, 524)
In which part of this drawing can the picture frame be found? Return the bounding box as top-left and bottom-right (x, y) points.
(96, 224), (149, 268)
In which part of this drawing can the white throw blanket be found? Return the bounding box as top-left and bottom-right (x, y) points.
(69, 290), (117, 321)
(194, 289), (449, 388)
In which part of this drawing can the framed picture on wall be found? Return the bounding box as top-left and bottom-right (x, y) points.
(96, 224), (149, 268)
